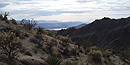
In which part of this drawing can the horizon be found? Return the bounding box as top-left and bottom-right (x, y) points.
(0, 0), (130, 23)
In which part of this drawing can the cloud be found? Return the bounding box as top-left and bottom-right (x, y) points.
(35, 10), (86, 16)
(0, 2), (9, 8)
(76, 0), (96, 3)
(0, 0), (130, 22)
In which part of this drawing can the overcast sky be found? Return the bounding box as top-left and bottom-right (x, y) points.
(0, 0), (130, 22)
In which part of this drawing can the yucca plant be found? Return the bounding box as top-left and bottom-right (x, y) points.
(2, 12), (9, 21)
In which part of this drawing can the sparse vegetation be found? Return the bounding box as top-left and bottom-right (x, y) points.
(88, 47), (103, 63)
(120, 50), (130, 59)
(19, 18), (37, 30)
(35, 34), (44, 40)
(56, 35), (72, 43)
(47, 31), (56, 37)
(35, 26), (44, 35)
(45, 54), (62, 65)
(81, 40), (93, 48)
(0, 31), (21, 60)
(0, 13), (129, 65)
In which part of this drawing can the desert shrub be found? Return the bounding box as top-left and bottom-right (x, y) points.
(30, 35), (43, 49)
(0, 54), (22, 65)
(103, 49), (113, 58)
(81, 40), (93, 48)
(35, 26), (44, 35)
(10, 18), (17, 25)
(71, 48), (78, 56)
(47, 32), (55, 37)
(1, 26), (28, 39)
(19, 19), (37, 30)
(45, 54), (62, 65)
(120, 51), (130, 59)
(88, 50), (103, 63)
(57, 35), (72, 43)
(2, 26), (13, 32)
(30, 38), (40, 44)
(64, 61), (78, 65)
(34, 34), (43, 40)
(15, 29), (27, 39)
(0, 55), (8, 63)
(0, 31), (21, 60)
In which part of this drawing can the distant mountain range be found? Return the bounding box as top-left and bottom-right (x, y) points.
(36, 20), (84, 30)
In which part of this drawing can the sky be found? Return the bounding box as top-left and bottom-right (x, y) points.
(0, 0), (130, 22)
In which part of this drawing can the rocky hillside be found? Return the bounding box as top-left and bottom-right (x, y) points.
(0, 14), (129, 65)
(57, 17), (130, 51)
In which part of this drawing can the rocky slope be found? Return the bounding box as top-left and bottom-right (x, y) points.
(0, 16), (129, 65)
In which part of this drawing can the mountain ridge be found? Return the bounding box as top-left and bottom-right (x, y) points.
(57, 17), (130, 51)
(0, 14), (129, 65)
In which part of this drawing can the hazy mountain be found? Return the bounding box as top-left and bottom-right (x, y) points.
(57, 17), (130, 51)
(37, 20), (60, 23)
(37, 21), (83, 30)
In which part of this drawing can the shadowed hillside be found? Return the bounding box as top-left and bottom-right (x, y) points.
(57, 17), (130, 52)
